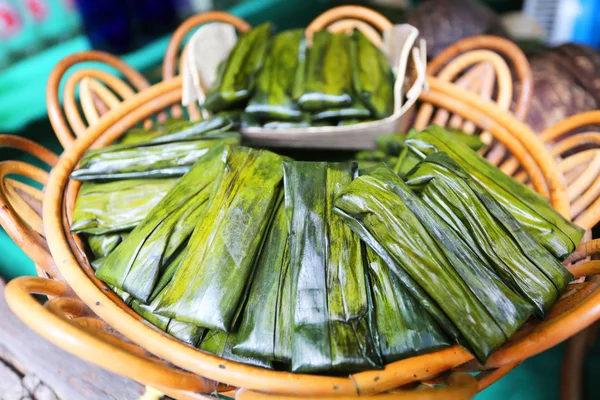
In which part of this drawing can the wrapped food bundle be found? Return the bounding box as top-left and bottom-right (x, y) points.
(245, 29), (305, 121)
(298, 31), (354, 111)
(404, 126), (585, 259)
(351, 29), (394, 119)
(155, 147), (285, 332)
(284, 161), (382, 373)
(231, 198), (292, 363)
(205, 23), (272, 112)
(404, 153), (572, 318)
(86, 232), (128, 259)
(365, 247), (451, 363)
(72, 179), (177, 234)
(71, 116), (239, 181)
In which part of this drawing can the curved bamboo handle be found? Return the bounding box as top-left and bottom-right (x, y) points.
(0, 135), (59, 277)
(47, 51), (150, 149)
(305, 5), (393, 42)
(163, 11), (250, 82)
(426, 35), (533, 122)
(236, 372), (477, 400)
(5, 276), (221, 395)
(542, 111), (600, 229)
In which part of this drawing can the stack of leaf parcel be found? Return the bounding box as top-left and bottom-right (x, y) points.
(70, 118), (583, 374)
(201, 23), (395, 128)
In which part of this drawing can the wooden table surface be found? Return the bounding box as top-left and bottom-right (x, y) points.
(0, 279), (146, 400)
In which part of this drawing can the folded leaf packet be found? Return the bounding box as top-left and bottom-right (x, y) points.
(245, 29), (305, 121)
(72, 178), (177, 234)
(284, 161), (382, 373)
(232, 198), (292, 363)
(405, 126), (584, 259)
(205, 23), (272, 112)
(155, 147), (285, 333)
(405, 153), (572, 318)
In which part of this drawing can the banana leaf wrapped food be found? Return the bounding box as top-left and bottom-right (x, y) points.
(144, 115), (237, 145)
(333, 164), (521, 362)
(120, 118), (189, 145)
(71, 131), (240, 181)
(262, 121), (311, 129)
(106, 247), (200, 346)
(310, 100), (371, 122)
(204, 23), (272, 112)
(356, 130), (484, 175)
(405, 126), (584, 259)
(284, 161), (382, 373)
(199, 330), (273, 369)
(87, 232), (128, 259)
(365, 247), (451, 362)
(128, 250), (205, 346)
(72, 179), (177, 234)
(351, 29), (394, 119)
(155, 147), (285, 332)
(245, 30), (305, 121)
(231, 197), (292, 363)
(297, 31), (354, 111)
(95, 145), (228, 302)
(405, 153), (572, 318)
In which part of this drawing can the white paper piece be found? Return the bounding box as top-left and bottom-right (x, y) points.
(383, 24), (417, 76)
(181, 22), (238, 108)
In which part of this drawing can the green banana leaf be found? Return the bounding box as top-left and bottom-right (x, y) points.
(86, 244), (134, 306)
(298, 31), (353, 111)
(245, 30), (304, 121)
(310, 100), (371, 122)
(126, 249), (204, 346)
(72, 179), (177, 234)
(356, 150), (387, 162)
(405, 126), (584, 259)
(86, 233), (127, 259)
(351, 29), (394, 119)
(232, 197), (292, 363)
(405, 153), (572, 317)
(393, 145), (422, 177)
(71, 133), (239, 181)
(155, 147), (285, 332)
(95, 145), (228, 302)
(383, 161), (534, 337)
(334, 164), (509, 362)
(365, 246), (451, 363)
(375, 134), (405, 156)
(167, 320), (205, 346)
(205, 23), (272, 112)
(199, 330), (273, 369)
(445, 128), (485, 151)
(120, 118), (189, 145)
(144, 115), (237, 145)
(262, 120), (311, 129)
(284, 161), (382, 374)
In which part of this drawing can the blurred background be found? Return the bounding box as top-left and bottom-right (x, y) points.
(0, 0), (598, 398)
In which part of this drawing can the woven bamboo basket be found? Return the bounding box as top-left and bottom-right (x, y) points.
(2, 6), (600, 400)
